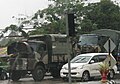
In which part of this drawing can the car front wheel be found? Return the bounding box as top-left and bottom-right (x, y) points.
(81, 71), (90, 82)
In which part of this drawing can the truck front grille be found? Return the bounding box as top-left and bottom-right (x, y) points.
(9, 58), (27, 70)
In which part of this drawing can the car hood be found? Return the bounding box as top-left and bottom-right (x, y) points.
(62, 63), (87, 69)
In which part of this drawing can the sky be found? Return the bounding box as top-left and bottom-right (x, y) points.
(0, 0), (120, 30)
(0, 0), (51, 29)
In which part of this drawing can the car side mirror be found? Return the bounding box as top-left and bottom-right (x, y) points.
(90, 60), (95, 64)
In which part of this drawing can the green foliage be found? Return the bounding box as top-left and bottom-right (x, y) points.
(99, 61), (109, 73)
(30, 0), (120, 35)
(30, 0), (85, 34)
(0, 24), (28, 47)
(83, 0), (120, 31)
(1, 24), (28, 38)
(4, 0), (120, 36)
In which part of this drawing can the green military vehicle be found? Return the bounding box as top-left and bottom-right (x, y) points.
(0, 55), (9, 80)
(78, 34), (108, 54)
(7, 34), (70, 81)
(77, 29), (120, 71)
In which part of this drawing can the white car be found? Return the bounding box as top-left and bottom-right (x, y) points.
(60, 53), (118, 81)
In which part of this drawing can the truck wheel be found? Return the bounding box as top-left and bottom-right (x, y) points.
(32, 66), (45, 81)
(0, 72), (7, 80)
(11, 71), (21, 81)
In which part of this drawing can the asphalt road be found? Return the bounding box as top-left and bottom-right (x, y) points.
(0, 73), (120, 84)
(0, 76), (120, 84)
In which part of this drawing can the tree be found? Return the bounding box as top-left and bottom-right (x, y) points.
(82, 0), (120, 31)
(0, 24), (28, 38)
(30, 0), (85, 35)
(0, 24), (29, 46)
(29, 0), (120, 35)
(0, 25), (18, 38)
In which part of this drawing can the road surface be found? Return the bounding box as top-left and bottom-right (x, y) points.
(0, 75), (120, 84)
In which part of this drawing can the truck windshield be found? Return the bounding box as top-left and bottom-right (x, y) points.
(78, 35), (98, 45)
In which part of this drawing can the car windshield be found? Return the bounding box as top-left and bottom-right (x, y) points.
(71, 56), (91, 63)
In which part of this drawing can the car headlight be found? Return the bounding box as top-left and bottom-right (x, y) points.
(77, 65), (84, 69)
(62, 65), (84, 70)
(61, 66), (66, 70)
(71, 65), (84, 70)
(71, 67), (77, 70)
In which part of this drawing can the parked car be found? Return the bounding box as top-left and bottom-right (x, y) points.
(0, 55), (9, 80)
(60, 53), (118, 81)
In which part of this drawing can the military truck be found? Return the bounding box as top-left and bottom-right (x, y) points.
(7, 34), (70, 81)
(77, 29), (120, 70)
(77, 34), (109, 54)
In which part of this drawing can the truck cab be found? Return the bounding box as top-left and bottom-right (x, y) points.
(78, 34), (108, 54)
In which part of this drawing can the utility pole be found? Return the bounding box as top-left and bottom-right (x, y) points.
(66, 15), (72, 84)
(65, 0), (72, 84)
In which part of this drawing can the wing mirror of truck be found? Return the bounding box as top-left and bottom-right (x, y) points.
(77, 41), (81, 45)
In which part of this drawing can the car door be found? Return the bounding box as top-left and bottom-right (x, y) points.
(97, 55), (107, 75)
(89, 56), (99, 77)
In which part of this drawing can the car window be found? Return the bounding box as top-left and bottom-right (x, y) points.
(98, 55), (107, 62)
(91, 56), (99, 63)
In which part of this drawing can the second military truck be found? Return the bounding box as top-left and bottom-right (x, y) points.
(77, 29), (120, 71)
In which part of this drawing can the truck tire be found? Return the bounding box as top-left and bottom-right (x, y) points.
(32, 66), (45, 81)
(0, 72), (7, 80)
(11, 71), (21, 81)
